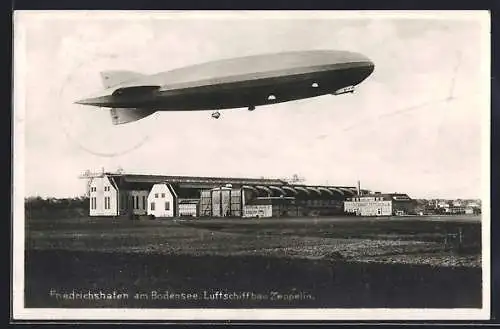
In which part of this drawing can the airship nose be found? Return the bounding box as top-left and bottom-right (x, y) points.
(74, 92), (113, 107)
(74, 97), (94, 105)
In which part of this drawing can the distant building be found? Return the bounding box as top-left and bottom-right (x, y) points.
(446, 206), (465, 214)
(344, 193), (415, 216)
(432, 199), (482, 215)
(437, 200), (450, 209)
(466, 200), (481, 208)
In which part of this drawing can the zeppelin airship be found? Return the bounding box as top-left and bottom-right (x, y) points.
(75, 50), (375, 124)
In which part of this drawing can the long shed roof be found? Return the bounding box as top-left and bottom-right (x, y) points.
(104, 173), (364, 196)
(107, 173), (286, 186)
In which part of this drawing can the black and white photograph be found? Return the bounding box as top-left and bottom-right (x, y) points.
(13, 10), (490, 321)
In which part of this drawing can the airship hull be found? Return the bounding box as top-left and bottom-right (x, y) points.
(156, 62), (373, 111)
(75, 50), (375, 116)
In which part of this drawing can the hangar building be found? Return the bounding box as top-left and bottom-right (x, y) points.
(83, 172), (367, 218)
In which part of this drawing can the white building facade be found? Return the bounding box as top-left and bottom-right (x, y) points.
(147, 183), (177, 218)
(89, 176), (119, 216)
(88, 175), (150, 217)
(344, 197), (392, 216)
(344, 194), (414, 216)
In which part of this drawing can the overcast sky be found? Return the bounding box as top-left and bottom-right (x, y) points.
(15, 11), (489, 199)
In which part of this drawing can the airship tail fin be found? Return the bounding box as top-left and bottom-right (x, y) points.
(109, 108), (156, 125)
(100, 70), (145, 89)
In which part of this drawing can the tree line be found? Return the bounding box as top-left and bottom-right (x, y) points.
(25, 196), (89, 219)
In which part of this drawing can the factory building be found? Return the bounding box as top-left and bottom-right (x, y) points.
(344, 193), (415, 216)
(82, 171), (367, 218)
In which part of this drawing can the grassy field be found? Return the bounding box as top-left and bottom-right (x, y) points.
(24, 215), (482, 308)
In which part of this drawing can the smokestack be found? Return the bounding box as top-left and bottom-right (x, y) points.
(357, 180), (361, 196)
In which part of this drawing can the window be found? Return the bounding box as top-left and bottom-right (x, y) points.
(104, 196), (110, 209)
(135, 196), (139, 209)
(151, 202), (155, 211)
(142, 196), (146, 209)
(165, 201), (170, 211)
(91, 197), (96, 209)
(161, 193), (165, 198)
(155, 193), (158, 198)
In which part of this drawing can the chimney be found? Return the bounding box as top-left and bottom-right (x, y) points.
(357, 180), (361, 196)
